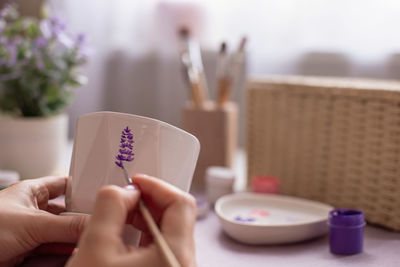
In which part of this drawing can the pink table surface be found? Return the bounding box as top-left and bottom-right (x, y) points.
(195, 211), (400, 267)
(21, 210), (400, 267)
(19, 147), (400, 266)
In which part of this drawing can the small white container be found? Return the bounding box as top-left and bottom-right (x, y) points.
(206, 166), (235, 204)
(0, 169), (20, 190)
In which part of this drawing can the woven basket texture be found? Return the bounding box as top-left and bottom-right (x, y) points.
(247, 75), (400, 231)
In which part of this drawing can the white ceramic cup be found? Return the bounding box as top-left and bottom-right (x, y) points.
(65, 111), (200, 245)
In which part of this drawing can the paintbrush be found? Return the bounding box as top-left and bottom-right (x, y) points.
(121, 171), (182, 267)
(178, 26), (208, 108)
(216, 42), (231, 107)
(178, 27), (191, 89)
(115, 131), (181, 267)
(230, 36), (247, 93)
(187, 67), (205, 108)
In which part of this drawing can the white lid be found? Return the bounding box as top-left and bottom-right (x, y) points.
(206, 166), (235, 186)
(0, 170), (20, 187)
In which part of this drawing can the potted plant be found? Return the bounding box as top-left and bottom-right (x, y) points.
(0, 4), (87, 179)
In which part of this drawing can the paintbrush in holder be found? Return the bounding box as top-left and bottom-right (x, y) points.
(179, 34), (246, 192)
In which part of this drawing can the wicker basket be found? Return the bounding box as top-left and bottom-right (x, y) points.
(247, 75), (400, 231)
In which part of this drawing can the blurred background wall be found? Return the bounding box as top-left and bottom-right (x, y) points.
(5, 0), (400, 146)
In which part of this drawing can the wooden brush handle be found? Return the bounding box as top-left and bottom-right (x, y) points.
(139, 200), (182, 267)
(217, 78), (231, 107)
(191, 82), (205, 108)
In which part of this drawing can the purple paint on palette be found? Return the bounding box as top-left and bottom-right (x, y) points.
(115, 126), (134, 169)
(234, 216), (256, 223)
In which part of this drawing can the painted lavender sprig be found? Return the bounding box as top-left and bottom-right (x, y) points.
(115, 126), (134, 169)
(115, 126), (135, 184)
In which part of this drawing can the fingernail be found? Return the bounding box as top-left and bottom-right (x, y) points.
(134, 173), (149, 178)
(124, 184), (137, 191)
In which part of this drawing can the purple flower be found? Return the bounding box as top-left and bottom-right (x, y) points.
(0, 36), (6, 45)
(32, 37), (46, 70)
(75, 33), (85, 47)
(74, 33), (92, 61)
(115, 126), (134, 169)
(34, 37), (47, 48)
(0, 8), (7, 18)
(6, 42), (17, 67)
(0, 5), (17, 20)
(35, 56), (45, 70)
(49, 17), (66, 36)
(40, 17), (66, 40)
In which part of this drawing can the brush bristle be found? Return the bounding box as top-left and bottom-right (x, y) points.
(178, 26), (190, 39)
(239, 36), (247, 51)
(220, 42), (227, 54)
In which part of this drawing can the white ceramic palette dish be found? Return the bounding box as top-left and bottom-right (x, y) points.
(215, 193), (333, 245)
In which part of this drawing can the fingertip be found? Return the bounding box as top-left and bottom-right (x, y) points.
(90, 184), (141, 235)
(124, 184), (137, 191)
(131, 174), (163, 187)
(130, 174), (155, 191)
(98, 184), (139, 199)
(96, 185), (140, 212)
(130, 174), (188, 212)
(185, 193), (197, 211)
(98, 185), (124, 198)
(131, 173), (150, 181)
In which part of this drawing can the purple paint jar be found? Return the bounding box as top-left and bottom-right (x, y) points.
(329, 209), (365, 255)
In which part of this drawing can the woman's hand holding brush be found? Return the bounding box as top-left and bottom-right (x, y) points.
(66, 174), (197, 267)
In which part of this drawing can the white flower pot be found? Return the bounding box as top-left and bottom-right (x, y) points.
(0, 114), (68, 179)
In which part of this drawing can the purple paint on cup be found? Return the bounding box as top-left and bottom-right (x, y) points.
(115, 126), (135, 169)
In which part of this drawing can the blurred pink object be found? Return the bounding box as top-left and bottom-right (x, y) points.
(251, 176), (280, 194)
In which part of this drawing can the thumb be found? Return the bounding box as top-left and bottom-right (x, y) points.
(35, 213), (89, 244)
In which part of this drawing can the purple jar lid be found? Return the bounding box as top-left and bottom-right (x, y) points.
(329, 209), (365, 255)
